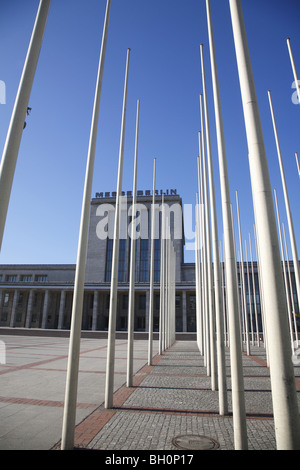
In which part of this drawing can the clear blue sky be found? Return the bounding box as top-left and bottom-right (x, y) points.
(0, 0), (299, 265)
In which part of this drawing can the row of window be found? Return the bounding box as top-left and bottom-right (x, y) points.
(1, 291), (43, 308)
(0, 274), (48, 283)
(105, 239), (161, 283)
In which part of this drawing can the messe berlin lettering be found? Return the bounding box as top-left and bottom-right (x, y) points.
(95, 189), (177, 199)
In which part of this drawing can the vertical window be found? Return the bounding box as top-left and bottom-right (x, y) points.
(118, 239), (126, 282)
(105, 239), (127, 282)
(18, 293), (23, 307)
(127, 241), (138, 282)
(3, 293), (9, 307)
(140, 239), (149, 282)
(139, 294), (146, 310)
(154, 239), (160, 282)
(105, 239), (113, 282)
(122, 294), (128, 309)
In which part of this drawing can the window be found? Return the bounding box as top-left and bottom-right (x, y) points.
(127, 241), (138, 282)
(35, 275), (47, 282)
(189, 295), (196, 310)
(154, 239), (160, 282)
(140, 240), (149, 282)
(139, 294), (146, 310)
(18, 293), (23, 307)
(118, 239), (126, 282)
(176, 295), (181, 310)
(105, 239), (113, 282)
(105, 239), (127, 282)
(137, 316), (145, 330)
(122, 294), (128, 309)
(21, 275), (32, 282)
(3, 293), (9, 307)
(6, 275), (17, 282)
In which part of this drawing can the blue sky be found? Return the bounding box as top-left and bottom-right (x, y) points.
(0, 0), (299, 265)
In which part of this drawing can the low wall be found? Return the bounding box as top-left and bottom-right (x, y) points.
(0, 327), (196, 341)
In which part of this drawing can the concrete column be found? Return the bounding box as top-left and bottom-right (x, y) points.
(41, 290), (49, 329)
(58, 290), (66, 330)
(0, 0), (51, 249)
(25, 289), (34, 328)
(229, 0), (300, 449)
(9, 290), (18, 327)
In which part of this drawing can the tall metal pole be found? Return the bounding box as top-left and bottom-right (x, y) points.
(105, 48), (131, 409)
(282, 222), (299, 344)
(199, 100), (211, 377)
(287, 38), (300, 106)
(274, 189), (295, 351)
(127, 100), (140, 387)
(159, 194), (165, 355)
(244, 239), (254, 346)
(295, 152), (300, 178)
(195, 191), (203, 355)
(235, 191), (250, 355)
(229, 0), (300, 449)
(148, 158), (156, 365)
(254, 224), (266, 353)
(206, 0), (247, 449)
(61, 0), (111, 449)
(0, 0), (51, 250)
(268, 90), (300, 311)
(197, 135), (207, 361)
(249, 232), (260, 347)
(200, 42), (227, 413)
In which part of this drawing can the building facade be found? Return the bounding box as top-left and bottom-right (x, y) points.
(0, 191), (299, 334)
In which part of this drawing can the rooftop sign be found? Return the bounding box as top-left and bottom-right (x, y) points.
(95, 189), (177, 199)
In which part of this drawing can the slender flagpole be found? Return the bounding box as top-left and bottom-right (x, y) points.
(274, 189), (295, 351)
(249, 232), (260, 347)
(61, 0), (111, 450)
(229, 0), (300, 449)
(197, 137), (206, 362)
(199, 101), (211, 377)
(295, 152), (300, 177)
(200, 42), (227, 413)
(195, 192), (202, 353)
(244, 239), (254, 346)
(105, 48), (131, 409)
(206, 0), (247, 449)
(268, 90), (300, 311)
(127, 100), (140, 387)
(0, 0), (51, 250)
(282, 222), (299, 344)
(287, 38), (300, 106)
(148, 158), (156, 365)
(236, 191), (250, 355)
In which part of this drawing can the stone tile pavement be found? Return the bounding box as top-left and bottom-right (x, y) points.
(81, 341), (300, 452)
(0, 333), (299, 451)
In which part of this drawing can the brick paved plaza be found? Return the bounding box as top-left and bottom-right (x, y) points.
(0, 333), (299, 451)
